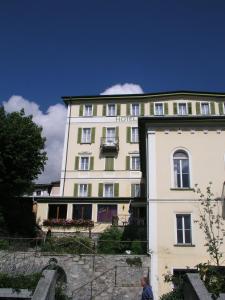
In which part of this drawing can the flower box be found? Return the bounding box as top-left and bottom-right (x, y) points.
(43, 219), (94, 227)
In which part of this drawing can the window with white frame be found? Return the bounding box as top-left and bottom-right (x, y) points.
(154, 103), (164, 115)
(81, 128), (91, 143)
(173, 150), (190, 188)
(80, 156), (89, 171)
(104, 184), (114, 197)
(131, 184), (141, 197)
(131, 156), (140, 170)
(131, 103), (140, 116)
(131, 127), (139, 143)
(106, 127), (116, 143)
(176, 214), (192, 244)
(84, 104), (93, 116)
(79, 184), (88, 197)
(107, 104), (116, 116)
(201, 102), (210, 115)
(223, 103), (225, 114)
(178, 103), (187, 115)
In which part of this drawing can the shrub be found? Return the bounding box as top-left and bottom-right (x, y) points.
(97, 226), (123, 254)
(41, 236), (93, 254)
(0, 239), (9, 250)
(0, 272), (42, 292)
(131, 240), (144, 254)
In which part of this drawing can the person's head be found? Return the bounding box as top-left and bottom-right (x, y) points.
(141, 276), (149, 287)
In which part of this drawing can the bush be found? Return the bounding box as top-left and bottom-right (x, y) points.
(0, 272), (42, 292)
(97, 226), (124, 254)
(131, 240), (145, 254)
(41, 236), (93, 254)
(160, 289), (184, 300)
(0, 239), (9, 250)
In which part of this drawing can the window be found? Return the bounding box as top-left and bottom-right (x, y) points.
(73, 204), (92, 220)
(104, 184), (114, 197)
(84, 104), (93, 116)
(201, 102), (210, 115)
(131, 156), (140, 170)
(107, 104), (116, 116)
(48, 204), (67, 220)
(106, 127), (116, 143)
(131, 184), (141, 197)
(97, 205), (117, 222)
(79, 184), (88, 197)
(36, 190), (42, 196)
(173, 151), (190, 188)
(131, 127), (139, 143)
(154, 103), (164, 115)
(176, 214), (192, 244)
(81, 128), (91, 143)
(131, 104), (140, 116)
(178, 103), (187, 115)
(80, 157), (89, 171)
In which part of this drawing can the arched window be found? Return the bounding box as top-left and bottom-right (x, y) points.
(173, 150), (190, 188)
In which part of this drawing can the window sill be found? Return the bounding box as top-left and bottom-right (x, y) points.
(80, 142), (92, 145)
(170, 188), (194, 191)
(174, 244), (195, 247)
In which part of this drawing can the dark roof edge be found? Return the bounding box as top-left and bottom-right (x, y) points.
(62, 90), (225, 103)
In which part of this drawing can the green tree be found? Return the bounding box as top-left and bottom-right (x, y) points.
(0, 107), (47, 234)
(195, 183), (225, 266)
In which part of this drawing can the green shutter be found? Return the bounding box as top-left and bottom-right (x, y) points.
(93, 105), (97, 116)
(77, 128), (82, 143)
(188, 103), (192, 115)
(210, 102), (215, 115)
(114, 183), (119, 197)
(102, 104), (106, 116)
(98, 183), (103, 197)
(164, 103), (168, 115)
(116, 127), (119, 137)
(75, 156), (79, 170)
(196, 102), (200, 115)
(105, 157), (114, 171)
(127, 127), (131, 143)
(88, 184), (92, 197)
(102, 127), (106, 137)
(117, 104), (121, 116)
(141, 103), (145, 116)
(219, 102), (224, 115)
(173, 103), (177, 115)
(74, 184), (78, 197)
(126, 104), (130, 115)
(91, 128), (96, 143)
(131, 184), (135, 197)
(90, 157), (94, 170)
(79, 105), (83, 116)
(126, 156), (130, 170)
(150, 102), (154, 115)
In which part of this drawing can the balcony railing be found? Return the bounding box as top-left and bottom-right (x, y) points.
(100, 137), (119, 152)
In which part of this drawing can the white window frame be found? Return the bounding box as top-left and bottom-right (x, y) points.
(200, 102), (210, 115)
(79, 156), (90, 171)
(107, 104), (116, 116)
(130, 103), (140, 116)
(154, 102), (164, 116)
(170, 148), (192, 189)
(130, 155), (140, 171)
(177, 102), (188, 116)
(174, 213), (193, 245)
(131, 127), (139, 143)
(132, 183), (141, 197)
(103, 183), (114, 197)
(84, 104), (93, 117)
(81, 128), (91, 143)
(106, 127), (116, 143)
(79, 184), (88, 197)
(223, 103), (225, 114)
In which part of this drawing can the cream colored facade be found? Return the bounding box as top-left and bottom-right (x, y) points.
(139, 113), (225, 299)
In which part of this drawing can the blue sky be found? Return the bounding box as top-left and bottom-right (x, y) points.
(1, 0), (225, 110)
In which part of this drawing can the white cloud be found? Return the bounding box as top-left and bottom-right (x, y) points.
(3, 95), (67, 184)
(101, 83), (144, 95)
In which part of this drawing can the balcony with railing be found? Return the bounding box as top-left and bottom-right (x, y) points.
(100, 137), (119, 153)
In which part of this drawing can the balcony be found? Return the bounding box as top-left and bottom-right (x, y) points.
(100, 137), (119, 153)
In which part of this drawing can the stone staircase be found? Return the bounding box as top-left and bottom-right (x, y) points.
(69, 255), (150, 300)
